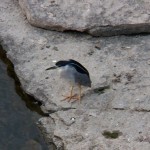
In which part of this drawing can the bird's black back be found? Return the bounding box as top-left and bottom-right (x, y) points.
(68, 59), (90, 77)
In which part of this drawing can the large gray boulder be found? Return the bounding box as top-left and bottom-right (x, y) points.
(1, 0), (150, 149)
(19, 0), (150, 36)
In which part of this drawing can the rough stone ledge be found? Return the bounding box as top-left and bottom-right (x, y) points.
(38, 109), (150, 150)
(19, 0), (150, 36)
(88, 23), (150, 36)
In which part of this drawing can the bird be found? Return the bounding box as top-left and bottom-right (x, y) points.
(46, 59), (91, 103)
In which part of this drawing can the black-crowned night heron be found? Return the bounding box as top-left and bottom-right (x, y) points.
(46, 59), (91, 103)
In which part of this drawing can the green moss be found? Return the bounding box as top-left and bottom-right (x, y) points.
(102, 130), (122, 139)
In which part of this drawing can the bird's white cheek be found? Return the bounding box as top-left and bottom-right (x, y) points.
(58, 67), (67, 78)
(58, 68), (62, 73)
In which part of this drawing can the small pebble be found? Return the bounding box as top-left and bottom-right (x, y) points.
(71, 117), (75, 121)
(53, 46), (59, 51)
(46, 45), (50, 48)
(95, 43), (101, 50)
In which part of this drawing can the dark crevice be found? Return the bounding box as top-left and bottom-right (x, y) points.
(113, 108), (150, 112)
(0, 45), (49, 116)
(46, 107), (76, 115)
(133, 109), (150, 112)
(88, 23), (150, 37)
(113, 108), (126, 111)
(59, 107), (76, 111)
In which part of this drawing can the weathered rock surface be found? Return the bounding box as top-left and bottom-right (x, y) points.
(19, 0), (150, 36)
(0, 0), (150, 150)
(39, 110), (150, 150)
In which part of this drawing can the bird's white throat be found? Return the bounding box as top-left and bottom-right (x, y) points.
(58, 65), (76, 84)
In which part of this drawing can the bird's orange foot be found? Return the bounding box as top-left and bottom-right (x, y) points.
(61, 94), (78, 102)
(71, 95), (82, 103)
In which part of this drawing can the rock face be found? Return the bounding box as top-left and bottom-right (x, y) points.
(39, 110), (150, 150)
(19, 0), (150, 36)
(1, 0), (150, 150)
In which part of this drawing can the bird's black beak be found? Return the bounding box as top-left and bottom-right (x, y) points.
(46, 66), (58, 71)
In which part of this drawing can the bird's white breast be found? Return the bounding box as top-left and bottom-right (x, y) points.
(58, 65), (76, 84)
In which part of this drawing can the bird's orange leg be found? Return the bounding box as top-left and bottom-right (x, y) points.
(61, 85), (77, 102)
(71, 84), (82, 103)
(79, 84), (82, 103)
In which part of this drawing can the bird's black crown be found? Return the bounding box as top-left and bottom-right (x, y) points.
(55, 60), (69, 67)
